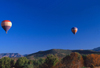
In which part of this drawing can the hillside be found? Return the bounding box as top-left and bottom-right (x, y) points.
(26, 49), (72, 60)
(23, 54), (29, 56)
(0, 48), (100, 60)
(72, 50), (100, 54)
(26, 49), (100, 60)
(93, 47), (100, 51)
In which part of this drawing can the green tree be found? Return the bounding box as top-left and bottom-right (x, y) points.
(40, 54), (59, 68)
(28, 60), (33, 65)
(0, 57), (11, 68)
(82, 55), (87, 66)
(23, 64), (34, 68)
(33, 58), (45, 67)
(15, 57), (29, 68)
(10, 59), (15, 67)
(38, 58), (45, 64)
(45, 54), (58, 66)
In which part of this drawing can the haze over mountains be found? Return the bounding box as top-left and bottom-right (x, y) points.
(0, 47), (99, 59)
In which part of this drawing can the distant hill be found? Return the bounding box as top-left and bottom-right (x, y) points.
(26, 49), (72, 60)
(92, 47), (100, 51)
(0, 53), (23, 58)
(23, 54), (29, 56)
(72, 50), (100, 55)
(26, 49), (100, 60)
(0, 48), (100, 60)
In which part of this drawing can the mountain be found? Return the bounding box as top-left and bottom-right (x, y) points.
(26, 49), (100, 60)
(92, 47), (100, 51)
(26, 49), (72, 60)
(23, 54), (29, 56)
(0, 47), (100, 60)
(72, 50), (100, 55)
(0, 53), (23, 58)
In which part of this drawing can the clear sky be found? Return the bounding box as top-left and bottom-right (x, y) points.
(0, 0), (100, 55)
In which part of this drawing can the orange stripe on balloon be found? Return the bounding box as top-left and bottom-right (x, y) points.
(2, 20), (11, 22)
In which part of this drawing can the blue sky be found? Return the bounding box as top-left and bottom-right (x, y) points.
(0, 0), (100, 55)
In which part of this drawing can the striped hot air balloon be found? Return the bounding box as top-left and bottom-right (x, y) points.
(71, 27), (78, 35)
(1, 20), (12, 33)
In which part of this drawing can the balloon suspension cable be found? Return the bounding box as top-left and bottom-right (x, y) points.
(6, 31), (7, 34)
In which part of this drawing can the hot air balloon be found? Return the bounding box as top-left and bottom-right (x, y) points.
(71, 27), (78, 35)
(1, 20), (12, 33)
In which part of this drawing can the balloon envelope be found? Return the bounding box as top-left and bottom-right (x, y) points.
(71, 27), (78, 35)
(1, 20), (12, 33)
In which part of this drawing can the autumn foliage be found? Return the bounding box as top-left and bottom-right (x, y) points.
(1, 53), (100, 68)
(85, 54), (100, 67)
(61, 52), (84, 68)
(40, 53), (100, 68)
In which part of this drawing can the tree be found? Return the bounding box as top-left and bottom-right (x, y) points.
(38, 58), (45, 64)
(15, 57), (29, 68)
(32, 58), (45, 68)
(28, 60), (33, 65)
(82, 55), (87, 66)
(40, 54), (59, 68)
(10, 59), (15, 67)
(23, 64), (34, 68)
(0, 57), (11, 68)
(62, 52), (84, 68)
(85, 54), (100, 67)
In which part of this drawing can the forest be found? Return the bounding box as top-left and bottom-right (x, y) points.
(0, 52), (99, 68)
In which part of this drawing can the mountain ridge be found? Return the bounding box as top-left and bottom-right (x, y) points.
(26, 48), (100, 60)
(0, 47), (100, 59)
(92, 47), (100, 51)
(0, 53), (23, 58)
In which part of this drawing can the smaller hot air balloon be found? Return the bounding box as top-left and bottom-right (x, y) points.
(71, 27), (78, 35)
(1, 20), (12, 33)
